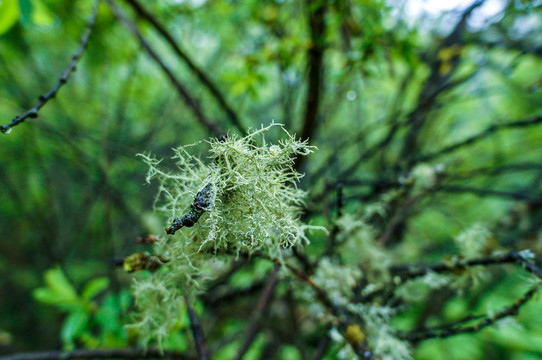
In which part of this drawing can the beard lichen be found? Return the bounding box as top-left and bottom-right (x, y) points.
(130, 124), (318, 346)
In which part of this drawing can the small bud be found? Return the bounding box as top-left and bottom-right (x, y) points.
(345, 323), (365, 348)
(136, 234), (159, 244)
(122, 252), (169, 273)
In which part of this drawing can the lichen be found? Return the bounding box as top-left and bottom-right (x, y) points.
(130, 123), (319, 345)
(455, 223), (491, 259)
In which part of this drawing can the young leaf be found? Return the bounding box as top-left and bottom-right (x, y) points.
(81, 277), (110, 300)
(61, 310), (91, 349)
(0, 0), (19, 35)
(44, 267), (78, 302)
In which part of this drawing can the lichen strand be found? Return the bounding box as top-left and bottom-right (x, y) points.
(200, 126), (314, 255)
(131, 124), (317, 345)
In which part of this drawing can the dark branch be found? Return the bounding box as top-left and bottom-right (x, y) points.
(1, 0), (101, 134)
(414, 115), (542, 164)
(106, 0), (223, 135)
(436, 184), (541, 203)
(0, 348), (195, 360)
(311, 332), (332, 360)
(184, 292), (211, 360)
(123, 0), (245, 134)
(341, 179), (540, 204)
(234, 264), (280, 360)
(397, 286), (538, 342)
(449, 162), (542, 180)
(390, 250), (542, 282)
(295, 0), (327, 171)
(399, 0), (485, 162)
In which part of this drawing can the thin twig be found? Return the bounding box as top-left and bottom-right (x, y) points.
(390, 250), (542, 281)
(379, 189), (432, 246)
(202, 280), (265, 306)
(413, 115), (542, 164)
(341, 179), (541, 203)
(123, 0), (245, 134)
(397, 286), (538, 342)
(311, 331), (332, 360)
(234, 264), (280, 360)
(0, 348), (195, 360)
(106, 0), (222, 135)
(448, 162), (542, 180)
(1, 0), (101, 134)
(437, 184), (540, 203)
(184, 291), (211, 360)
(399, 0), (485, 161)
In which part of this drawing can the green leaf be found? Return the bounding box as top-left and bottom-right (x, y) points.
(81, 277), (109, 300)
(61, 310), (90, 349)
(30, 0), (54, 26)
(277, 345), (302, 360)
(33, 287), (69, 305)
(0, 0), (20, 35)
(44, 267), (78, 302)
(95, 294), (120, 333)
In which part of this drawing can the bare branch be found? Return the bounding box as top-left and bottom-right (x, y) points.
(295, 0), (327, 171)
(184, 291), (211, 360)
(413, 115), (542, 164)
(311, 330), (332, 360)
(1, 0), (101, 134)
(122, 0), (245, 134)
(390, 250), (542, 282)
(436, 184), (541, 203)
(106, 0), (223, 135)
(399, 0), (485, 161)
(234, 264), (280, 360)
(397, 286), (538, 342)
(0, 348), (195, 360)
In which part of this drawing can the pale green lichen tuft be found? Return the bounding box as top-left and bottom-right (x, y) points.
(455, 223), (491, 259)
(130, 123), (318, 345)
(313, 258), (362, 306)
(347, 304), (412, 360)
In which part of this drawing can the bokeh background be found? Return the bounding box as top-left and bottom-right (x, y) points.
(0, 0), (541, 359)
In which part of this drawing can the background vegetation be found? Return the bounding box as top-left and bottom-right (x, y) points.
(0, 0), (541, 359)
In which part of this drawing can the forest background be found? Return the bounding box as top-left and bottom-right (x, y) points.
(1, 0), (542, 359)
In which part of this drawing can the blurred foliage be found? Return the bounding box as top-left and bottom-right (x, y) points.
(0, 0), (541, 359)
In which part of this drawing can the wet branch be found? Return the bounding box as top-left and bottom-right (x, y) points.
(1, 0), (101, 134)
(123, 0), (245, 134)
(295, 0), (327, 171)
(184, 292), (211, 360)
(390, 250), (542, 282)
(397, 286), (538, 342)
(106, 0), (223, 135)
(234, 264), (280, 360)
(0, 348), (195, 360)
(414, 115), (542, 164)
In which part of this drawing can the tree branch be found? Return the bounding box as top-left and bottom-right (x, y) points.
(234, 264), (280, 360)
(122, 0), (244, 134)
(399, 0), (485, 162)
(0, 348), (195, 360)
(106, 0), (223, 135)
(413, 115), (542, 164)
(1, 0), (101, 134)
(390, 250), (542, 282)
(183, 292), (211, 360)
(397, 285), (538, 342)
(295, 0), (327, 171)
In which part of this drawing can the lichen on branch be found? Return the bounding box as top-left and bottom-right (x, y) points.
(130, 123), (321, 345)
